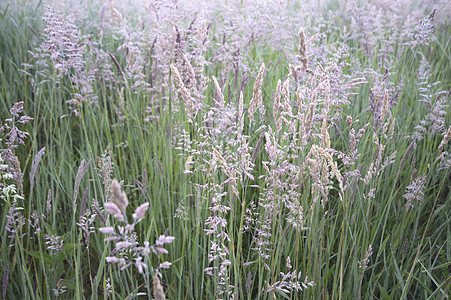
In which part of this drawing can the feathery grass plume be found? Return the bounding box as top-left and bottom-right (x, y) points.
(212, 147), (238, 197)
(346, 115), (353, 127)
(336, 120), (369, 191)
(183, 54), (196, 86)
(380, 89), (389, 122)
(279, 78), (296, 133)
(104, 277), (112, 298)
(52, 278), (67, 297)
(104, 202), (124, 222)
(132, 202), (149, 221)
(266, 257), (315, 295)
(315, 145), (344, 198)
(281, 78), (290, 112)
(388, 115), (396, 138)
(298, 28), (308, 71)
(437, 151), (451, 171)
(5, 199), (26, 246)
(184, 155), (194, 174)
(99, 2), (107, 30)
(153, 273), (165, 300)
(92, 204), (106, 224)
(358, 244), (373, 298)
(170, 63), (195, 114)
(11, 157), (23, 195)
(76, 206), (96, 249)
(111, 179), (128, 214)
(38, 5), (99, 114)
(101, 177), (174, 283)
(0, 101), (32, 195)
(41, 5), (84, 77)
(307, 146), (325, 202)
(111, 7), (124, 25)
(359, 244), (373, 271)
(438, 125), (451, 151)
(290, 62), (307, 84)
(410, 59), (448, 141)
(403, 173), (427, 210)
(45, 234), (64, 256)
(73, 159), (91, 208)
(363, 163), (373, 185)
(248, 63), (265, 120)
(345, 77), (368, 90)
(405, 8), (437, 48)
(97, 149), (114, 200)
(29, 147), (45, 194)
(296, 86), (303, 116)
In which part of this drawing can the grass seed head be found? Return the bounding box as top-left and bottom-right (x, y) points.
(111, 179), (128, 214)
(153, 273), (165, 300)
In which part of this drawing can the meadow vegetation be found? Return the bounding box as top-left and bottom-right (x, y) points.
(0, 0), (450, 299)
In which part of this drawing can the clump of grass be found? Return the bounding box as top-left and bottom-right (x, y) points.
(0, 0), (450, 299)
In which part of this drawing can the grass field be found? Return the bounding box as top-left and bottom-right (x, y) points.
(0, 0), (450, 299)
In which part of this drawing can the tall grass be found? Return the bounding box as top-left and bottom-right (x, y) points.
(0, 0), (450, 299)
